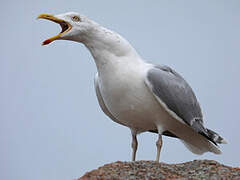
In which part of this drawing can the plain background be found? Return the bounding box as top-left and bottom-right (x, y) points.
(1, 0), (240, 179)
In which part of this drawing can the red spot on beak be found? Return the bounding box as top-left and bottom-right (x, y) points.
(42, 39), (52, 45)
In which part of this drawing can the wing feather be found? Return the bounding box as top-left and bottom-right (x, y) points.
(145, 65), (217, 145)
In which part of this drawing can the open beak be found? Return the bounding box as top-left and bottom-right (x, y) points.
(37, 14), (72, 45)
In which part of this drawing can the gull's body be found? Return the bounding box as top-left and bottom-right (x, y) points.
(94, 57), (221, 156)
(38, 12), (226, 161)
(95, 59), (157, 131)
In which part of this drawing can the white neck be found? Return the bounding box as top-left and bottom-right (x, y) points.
(77, 25), (142, 74)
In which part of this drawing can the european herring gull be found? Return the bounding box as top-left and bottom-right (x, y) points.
(38, 12), (227, 162)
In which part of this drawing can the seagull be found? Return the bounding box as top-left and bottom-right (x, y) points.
(38, 12), (227, 162)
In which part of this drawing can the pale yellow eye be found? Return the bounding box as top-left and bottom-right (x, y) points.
(72, 16), (80, 22)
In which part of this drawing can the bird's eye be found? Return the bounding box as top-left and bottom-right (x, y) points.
(72, 16), (80, 22)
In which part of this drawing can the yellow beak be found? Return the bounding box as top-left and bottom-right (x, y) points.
(37, 14), (72, 45)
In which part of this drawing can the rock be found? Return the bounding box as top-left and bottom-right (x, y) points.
(79, 160), (240, 180)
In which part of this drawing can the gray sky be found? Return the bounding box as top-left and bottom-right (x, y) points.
(1, 0), (240, 179)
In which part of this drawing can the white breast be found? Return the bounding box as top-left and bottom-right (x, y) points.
(97, 59), (169, 132)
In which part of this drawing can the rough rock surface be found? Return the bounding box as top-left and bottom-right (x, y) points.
(79, 160), (240, 180)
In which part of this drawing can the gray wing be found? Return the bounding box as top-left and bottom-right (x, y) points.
(145, 65), (217, 145)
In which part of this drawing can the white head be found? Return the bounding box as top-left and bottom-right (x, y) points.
(38, 12), (100, 45)
(38, 12), (140, 66)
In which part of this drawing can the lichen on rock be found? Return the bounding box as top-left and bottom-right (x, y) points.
(79, 160), (240, 180)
